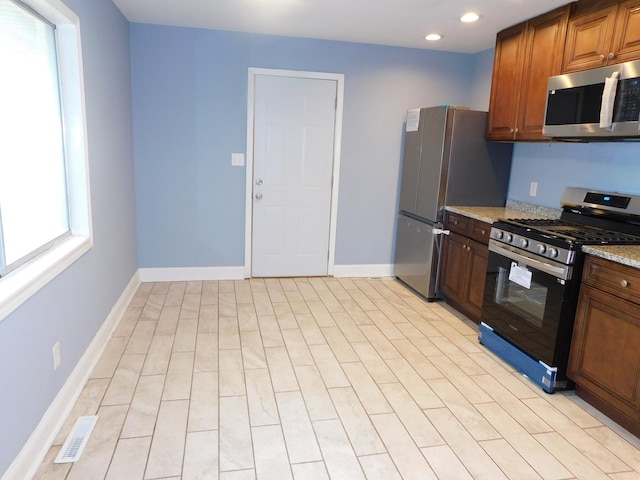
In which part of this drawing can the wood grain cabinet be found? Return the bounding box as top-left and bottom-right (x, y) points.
(563, 0), (640, 72)
(487, 6), (570, 141)
(568, 255), (640, 437)
(440, 212), (491, 323)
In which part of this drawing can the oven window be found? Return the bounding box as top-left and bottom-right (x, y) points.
(494, 264), (548, 328)
(482, 252), (568, 367)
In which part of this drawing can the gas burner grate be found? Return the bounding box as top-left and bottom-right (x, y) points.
(502, 218), (640, 245)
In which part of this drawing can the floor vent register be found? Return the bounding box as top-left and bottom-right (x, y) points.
(54, 415), (99, 464)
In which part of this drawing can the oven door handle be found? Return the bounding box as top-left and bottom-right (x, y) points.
(488, 240), (572, 281)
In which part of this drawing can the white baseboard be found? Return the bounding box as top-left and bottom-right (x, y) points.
(2, 271), (141, 480)
(138, 265), (394, 282)
(138, 266), (246, 282)
(332, 264), (393, 278)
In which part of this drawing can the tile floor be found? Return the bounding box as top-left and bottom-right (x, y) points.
(33, 277), (640, 480)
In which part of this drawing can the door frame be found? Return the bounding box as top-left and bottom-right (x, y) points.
(244, 67), (344, 278)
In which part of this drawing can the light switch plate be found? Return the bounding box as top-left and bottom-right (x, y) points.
(231, 153), (245, 166)
(529, 181), (538, 197)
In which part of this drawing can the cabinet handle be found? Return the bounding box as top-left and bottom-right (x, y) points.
(599, 54), (606, 61)
(621, 279), (629, 287)
(481, 229), (486, 235)
(609, 52), (615, 60)
(509, 128), (514, 134)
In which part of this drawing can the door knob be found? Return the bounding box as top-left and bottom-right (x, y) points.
(255, 193), (263, 200)
(256, 178), (263, 185)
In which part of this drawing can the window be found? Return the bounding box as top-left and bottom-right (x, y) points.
(0, 0), (91, 320)
(1, 0), (70, 275)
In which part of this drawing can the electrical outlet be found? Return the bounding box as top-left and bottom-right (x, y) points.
(52, 342), (61, 370)
(530, 181), (538, 197)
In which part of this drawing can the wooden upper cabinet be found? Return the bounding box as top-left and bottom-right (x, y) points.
(612, 0), (640, 63)
(487, 7), (570, 141)
(518, 8), (571, 140)
(563, 0), (640, 72)
(486, 23), (526, 140)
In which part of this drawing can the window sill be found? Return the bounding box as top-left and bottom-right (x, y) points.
(0, 236), (92, 322)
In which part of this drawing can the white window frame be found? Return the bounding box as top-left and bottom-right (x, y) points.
(0, 0), (92, 322)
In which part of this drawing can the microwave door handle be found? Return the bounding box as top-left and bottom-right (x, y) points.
(600, 71), (620, 129)
(488, 241), (571, 281)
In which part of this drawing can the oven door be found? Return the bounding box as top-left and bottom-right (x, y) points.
(481, 240), (572, 367)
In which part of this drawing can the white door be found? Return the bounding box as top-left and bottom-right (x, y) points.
(251, 74), (337, 277)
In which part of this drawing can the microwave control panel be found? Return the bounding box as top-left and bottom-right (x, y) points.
(614, 78), (640, 122)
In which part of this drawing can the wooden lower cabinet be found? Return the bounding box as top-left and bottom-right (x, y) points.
(568, 255), (640, 436)
(440, 214), (490, 323)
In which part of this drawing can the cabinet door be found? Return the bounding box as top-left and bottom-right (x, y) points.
(568, 285), (640, 424)
(462, 239), (489, 321)
(487, 23), (527, 140)
(440, 232), (468, 304)
(517, 7), (570, 140)
(562, 5), (618, 72)
(611, 0), (640, 64)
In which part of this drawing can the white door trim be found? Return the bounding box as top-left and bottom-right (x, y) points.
(245, 68), (344, 278)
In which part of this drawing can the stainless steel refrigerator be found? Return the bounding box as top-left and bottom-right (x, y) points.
(393, 106), (513, 300)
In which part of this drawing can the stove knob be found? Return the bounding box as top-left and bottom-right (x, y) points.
(548, 248), (558, 259)
(504, 233), (513, 243)
(536, 244), (547, 255)
(519, 238), (529, 248)
(494, 230), (504, 240)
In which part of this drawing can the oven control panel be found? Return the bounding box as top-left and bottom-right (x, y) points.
(490, 226), (576, 265)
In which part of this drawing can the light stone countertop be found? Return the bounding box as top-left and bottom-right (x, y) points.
(445, 198), (561, 225)
(445, 206), (546, 225)
(581, 245), (640, 269)
(446, 203), (640, 270)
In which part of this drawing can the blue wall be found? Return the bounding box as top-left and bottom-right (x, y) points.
(130, 25), (479, 267)
(509, 142), (640, 207)
(0, 0), (137, 476)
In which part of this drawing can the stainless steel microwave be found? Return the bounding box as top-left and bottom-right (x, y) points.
(543, 59), (640, 140)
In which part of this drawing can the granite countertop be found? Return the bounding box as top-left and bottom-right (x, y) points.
(445, 199), (561, 225)
(581, 245), (640, 269)
(445, 206), (543, 225)
(446, 202), (640, 270)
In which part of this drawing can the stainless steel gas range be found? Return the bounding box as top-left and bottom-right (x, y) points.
(479, 187), (640, 393)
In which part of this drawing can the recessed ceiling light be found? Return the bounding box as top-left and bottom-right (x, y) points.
(425, 33), (442, 41)
(460, 12), (481, 23)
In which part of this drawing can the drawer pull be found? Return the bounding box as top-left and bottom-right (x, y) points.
(481, 230), (486, 235)
(621, 279), (629, 287)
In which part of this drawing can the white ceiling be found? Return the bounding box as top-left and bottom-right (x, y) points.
(112, 0), (571, 54)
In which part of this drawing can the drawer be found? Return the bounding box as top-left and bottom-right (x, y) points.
(471, 220), (491, 244)
(446, 212), (473, 236)
(583, 255), (640, 304)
